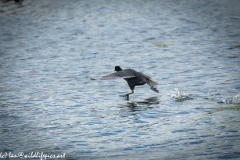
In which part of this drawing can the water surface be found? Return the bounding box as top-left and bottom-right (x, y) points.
(0, 0), (240, 159)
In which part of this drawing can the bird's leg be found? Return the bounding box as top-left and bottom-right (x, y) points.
(119, 90), (134, 99)
(126, 90), (134, 96)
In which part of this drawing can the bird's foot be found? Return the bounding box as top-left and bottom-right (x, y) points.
(119, 94), (129, 100)
(119, 94), (129, 98)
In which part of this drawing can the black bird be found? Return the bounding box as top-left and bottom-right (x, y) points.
(99, 66), (159, 97)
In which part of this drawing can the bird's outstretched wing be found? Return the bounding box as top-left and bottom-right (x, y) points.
(100, 70), (136, 80)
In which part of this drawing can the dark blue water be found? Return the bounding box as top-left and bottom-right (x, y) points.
(0, 0), (240, 159)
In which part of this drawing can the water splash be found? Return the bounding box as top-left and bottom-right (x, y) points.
(232, 94), (240, 104)
(217, 98), (231, 104)
(217, 93), (240, 104)
(171, 88), (192, 102)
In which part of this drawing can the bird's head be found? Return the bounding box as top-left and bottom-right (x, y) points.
(115, 66), (122, 72)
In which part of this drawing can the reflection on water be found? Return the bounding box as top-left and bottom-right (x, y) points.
(0, 0), (240, 159)
(121, 96), (160, 112)
(137, 96), (160, 105)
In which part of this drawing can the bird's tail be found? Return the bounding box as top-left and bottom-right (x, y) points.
(136, 72), (159, 93)
(147, 80), (159, 93)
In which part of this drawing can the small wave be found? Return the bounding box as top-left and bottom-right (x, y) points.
(171, 88), (192, 102)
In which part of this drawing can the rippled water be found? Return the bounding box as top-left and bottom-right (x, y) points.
(0, 0), (240, 159)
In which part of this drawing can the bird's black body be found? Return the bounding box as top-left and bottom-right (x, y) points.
(99, 66), (159, 97)
(123, 70), (147, 90)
